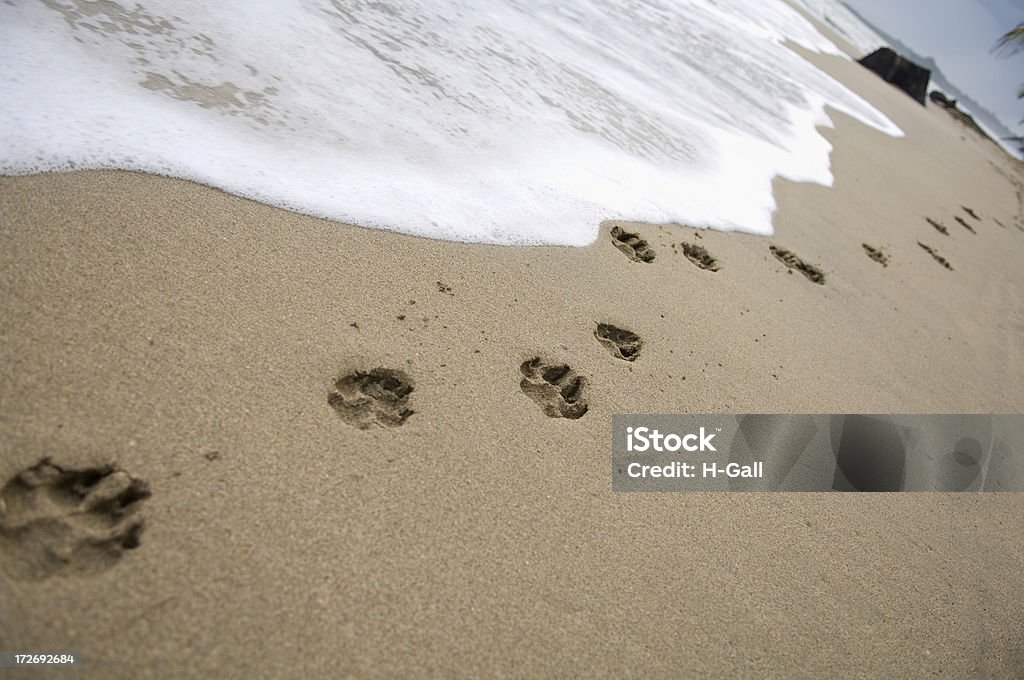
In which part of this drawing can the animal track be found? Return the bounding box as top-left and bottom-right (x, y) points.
(918, 242), (953, 270)
(954, 216), (977, 234)
(519, 358), (589, 419)
(595, 323), (643, 361)
(610, 226), (655, 263)
(0, 459), (150, 581)
(926, 217), (949, 235)
(681, 242), (720, 271)
(862, 244), (889, 267)
(329, 368), (414, 429)
(769, 246), (825, 285)
(962, 206), (980, 220)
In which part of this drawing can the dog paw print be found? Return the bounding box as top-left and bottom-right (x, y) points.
(329, 368), (415, 429)
(0, 459), (151, 581)
(519, 358), (589, 419)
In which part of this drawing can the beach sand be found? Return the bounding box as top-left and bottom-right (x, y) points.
(2, 43), (1024, 678)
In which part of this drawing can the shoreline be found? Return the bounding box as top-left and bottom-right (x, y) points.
(2, 47), (1024, 678)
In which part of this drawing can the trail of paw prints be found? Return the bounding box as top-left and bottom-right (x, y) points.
(610, 225), (655, 263)
(928, 207), (982, 236)
(519, 358), (589, 419)
(769, 246), (825, 285)
(595, 323), (643, 361)
(329, 368), (414, 429)
(862, 244), (889, 267)
(918, 242), (953, 270)
(0, 459), (151, 581)
(991, 216), (1023, 232)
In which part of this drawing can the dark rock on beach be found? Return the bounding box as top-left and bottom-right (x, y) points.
(858, 48), (930, 105)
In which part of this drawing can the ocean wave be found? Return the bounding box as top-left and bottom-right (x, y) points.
(0, 0), (902, 244)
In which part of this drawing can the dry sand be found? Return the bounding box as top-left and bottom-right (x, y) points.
(2, 42), (1024, 678)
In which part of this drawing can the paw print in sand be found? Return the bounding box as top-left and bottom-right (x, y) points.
(0, 459), (151, 581)
(519, 358), (589, 419)
(329, 368), (415, 429)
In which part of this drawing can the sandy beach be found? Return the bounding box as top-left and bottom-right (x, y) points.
(2, 37), (1024, 680)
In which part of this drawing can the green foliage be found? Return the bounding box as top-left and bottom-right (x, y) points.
(996, 22), (1024, 57)
(995, 23), (1024, 151)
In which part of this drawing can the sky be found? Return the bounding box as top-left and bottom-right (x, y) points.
(844, 0), (1024, 134)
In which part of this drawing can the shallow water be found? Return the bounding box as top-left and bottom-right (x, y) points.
(0, 0), (901, 244)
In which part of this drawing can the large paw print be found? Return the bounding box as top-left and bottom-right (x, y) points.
(0, 459), (151, 581)
(519, 358), (589, 419)
(329, 368), (415, 429)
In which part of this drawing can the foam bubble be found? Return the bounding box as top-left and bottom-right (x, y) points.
(0, 0), (902, 245)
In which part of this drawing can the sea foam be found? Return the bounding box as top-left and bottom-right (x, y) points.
(0, 0), (902, 245)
